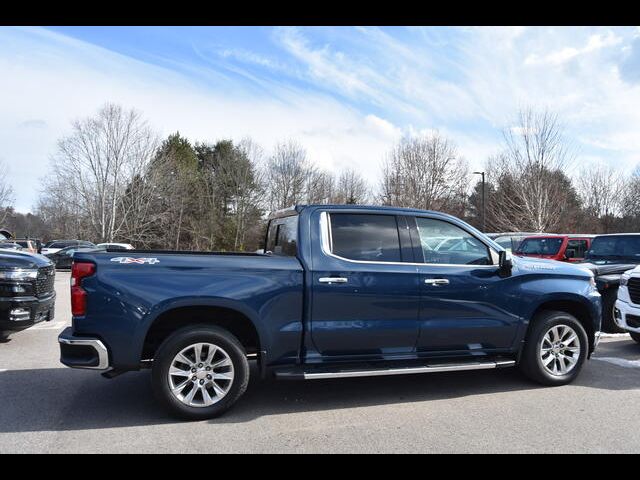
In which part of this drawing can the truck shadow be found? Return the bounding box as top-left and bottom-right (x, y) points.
(0, 355), (638, 433)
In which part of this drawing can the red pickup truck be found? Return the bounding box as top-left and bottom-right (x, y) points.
(515, 235), (594, 262)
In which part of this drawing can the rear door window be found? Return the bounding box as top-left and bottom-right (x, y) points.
(329, 213), (402, 262)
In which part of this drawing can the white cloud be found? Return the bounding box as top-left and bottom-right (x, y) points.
(525, 31), (623, 66)
(0, 27), (401, 211)
(3, 25), (640, 213)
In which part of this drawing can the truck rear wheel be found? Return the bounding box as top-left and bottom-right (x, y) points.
(152, 325), (250, 420)
(602, 288), (626, 333)
(520, 310), (588, 386)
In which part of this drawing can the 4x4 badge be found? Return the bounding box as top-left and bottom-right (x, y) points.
(110, 257), (160, 265)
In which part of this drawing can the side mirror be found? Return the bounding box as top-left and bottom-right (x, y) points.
(498, 250), (513, 277)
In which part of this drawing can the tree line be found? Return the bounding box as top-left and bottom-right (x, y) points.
(1, 103), (639, 251)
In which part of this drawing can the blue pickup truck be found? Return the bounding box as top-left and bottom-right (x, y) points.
(59, 205), (602, 419)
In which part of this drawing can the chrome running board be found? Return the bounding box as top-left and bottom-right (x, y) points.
(276, 359), (516, 380)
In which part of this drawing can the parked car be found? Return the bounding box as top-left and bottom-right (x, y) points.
(580, 233), (640, 333)
(45, 246), (102, 270)
(41, 240), (95, 256)
(515, 235), (594, 263)
(0, 249), (56, 341)
(613, 266), (640, 344)
(13, 239), (38, 254)
(59, 205), (601, 420)
(486, 232), (546, 253)
(0, 242), (23, 251)
(96, 243), (135, 251)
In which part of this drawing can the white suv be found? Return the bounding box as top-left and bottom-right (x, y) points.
(614, 266), (640, 344)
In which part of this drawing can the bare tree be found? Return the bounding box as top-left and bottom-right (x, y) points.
(486, 108), (578, 232)
(379, 132), (469, 213)
(578, 163), (625, 233)
(306, 169), (335, 204)
(49, 104), (158, 243)
(265, 140), (310, 211)
(334, 169), (370, 204)
(36, 173), (87, 239)
(0, 160), (14, 226)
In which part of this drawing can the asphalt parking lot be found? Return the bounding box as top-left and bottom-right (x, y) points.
(1, 271), (640, 453)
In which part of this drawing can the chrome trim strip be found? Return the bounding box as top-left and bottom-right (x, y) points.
(319, 211), (498, 269)
(301, 360), (516, 380)
(59, 337), (110, 370)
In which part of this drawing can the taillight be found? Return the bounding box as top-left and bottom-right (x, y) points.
(71, 261), (95, 316)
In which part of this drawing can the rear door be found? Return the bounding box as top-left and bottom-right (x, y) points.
(309, 211), (420, 359)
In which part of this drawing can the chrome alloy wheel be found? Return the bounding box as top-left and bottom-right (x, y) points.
(168, 343), (235, 407)
(539, 325), (581, 376)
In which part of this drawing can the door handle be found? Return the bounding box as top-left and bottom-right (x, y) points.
(424, 278), (449, 286)
(319, 277), (348, 284)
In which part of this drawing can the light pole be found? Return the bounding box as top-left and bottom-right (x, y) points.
(473, 171), (485, 232)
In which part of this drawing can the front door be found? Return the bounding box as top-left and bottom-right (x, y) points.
(410, 216), (520, 355)
(309, 211), (420, 359)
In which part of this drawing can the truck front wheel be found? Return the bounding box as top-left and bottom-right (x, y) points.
(520, 310), (589, 386)
(152, 325), (250, 420)
(630, 332), (640, 344)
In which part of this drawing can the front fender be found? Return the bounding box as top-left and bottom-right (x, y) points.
(596, 274), (621, 292)
(521, 289), (602, 352)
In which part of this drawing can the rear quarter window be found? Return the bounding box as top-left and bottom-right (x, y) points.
(266, 215), (298, 256)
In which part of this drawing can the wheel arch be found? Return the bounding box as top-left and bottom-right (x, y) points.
(526, 297), (597, 356)
(140, 299), (264, 365)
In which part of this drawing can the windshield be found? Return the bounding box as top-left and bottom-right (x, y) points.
(517, 237), (563, 255)
(587, 236), (640, 260)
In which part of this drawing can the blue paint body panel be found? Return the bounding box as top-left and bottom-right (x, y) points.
(70, 205), (602, 371)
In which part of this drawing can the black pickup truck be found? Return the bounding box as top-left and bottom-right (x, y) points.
(580, 234), (640, 333)
(0, 249), (56, 340)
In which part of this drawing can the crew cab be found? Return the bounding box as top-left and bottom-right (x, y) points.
(0, 249), (56, 340)
(515, 235), (594, 263)
(59, 205), (602, 419)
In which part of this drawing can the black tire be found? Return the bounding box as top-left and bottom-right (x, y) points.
(0, 331), (10, 343)
(520, 310), (589, 386)
(630, 332), (640, 344)
(602, 288), (626, 333)
(152, 325), (250, 420)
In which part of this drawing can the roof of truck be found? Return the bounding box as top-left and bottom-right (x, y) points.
(592, 233), (640, 237)
(522, 234), (596, 239)
(270, 204), (443, 220)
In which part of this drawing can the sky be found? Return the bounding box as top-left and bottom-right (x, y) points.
(2, 26), (640, 212)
